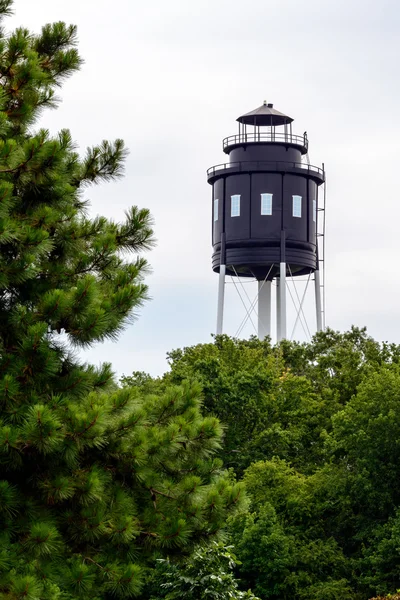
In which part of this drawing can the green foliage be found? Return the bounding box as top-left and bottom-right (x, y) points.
(229, 460), (353, 599)
(370, 596), (400, 600)
(141, 328), (400, 599)
(228, 363), (400, 599)
(147, 542), (260, 600)
(1, 376), (244, 597)
(161, 328), (400, 475)
(279, 326), (400, 404)
(120, 370), (164, 395)
(165, 335), (335, 474)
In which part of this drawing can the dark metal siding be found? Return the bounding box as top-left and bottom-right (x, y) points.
(283, 175), (307, 242)
(229, 144), (302, 163)
(212, 178), (224, 246)
(225, 175), (250, 242)
(211, 245), (317, 277)
(250, 173), (281, 240)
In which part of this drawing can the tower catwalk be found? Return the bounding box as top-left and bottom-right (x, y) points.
(207, 102), (326, 340)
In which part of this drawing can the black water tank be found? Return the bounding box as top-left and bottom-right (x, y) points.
(207, 102), (325, 280)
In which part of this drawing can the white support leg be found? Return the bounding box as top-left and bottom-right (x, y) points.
(258, 280), (271, 340)
(276, 278), (281, 341)
(315, 269), (323, 332)
(216, 264), (226, 335)
(279, 262), (287, 340)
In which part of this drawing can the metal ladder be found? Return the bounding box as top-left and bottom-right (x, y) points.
(316, 169), (326, 329)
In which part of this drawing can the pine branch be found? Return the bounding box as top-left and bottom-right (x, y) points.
(77, 139), (128, 185)
(83, 556), (106, 571)
(150, 487), (177, 501)
(0, 1), (13, 22)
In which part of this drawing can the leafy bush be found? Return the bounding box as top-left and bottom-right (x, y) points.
(147, 542), (260, 600)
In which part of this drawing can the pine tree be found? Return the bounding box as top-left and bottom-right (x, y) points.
(0, 3), (244, 598)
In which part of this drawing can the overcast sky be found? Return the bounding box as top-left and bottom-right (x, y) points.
(7, 0), (400, 377)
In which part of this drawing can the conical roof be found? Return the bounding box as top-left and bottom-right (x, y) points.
(237, 102), (293, 126)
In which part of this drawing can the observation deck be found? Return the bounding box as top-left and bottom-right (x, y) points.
(207, 159), (325, 185)
(223, 132), (308, 154)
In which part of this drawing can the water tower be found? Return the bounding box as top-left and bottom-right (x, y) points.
(207, 102), (326, 340)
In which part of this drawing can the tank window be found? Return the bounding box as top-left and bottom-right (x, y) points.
(261, 193), (273, 215)
(214, 198), (219, 222)
(313, 199), (317, 222)
(292, 195), (302, 218)
(231, 195), (241, 217)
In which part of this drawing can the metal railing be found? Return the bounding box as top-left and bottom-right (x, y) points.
(223, 132), (308, 150)
(207, 160), (324, 179)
